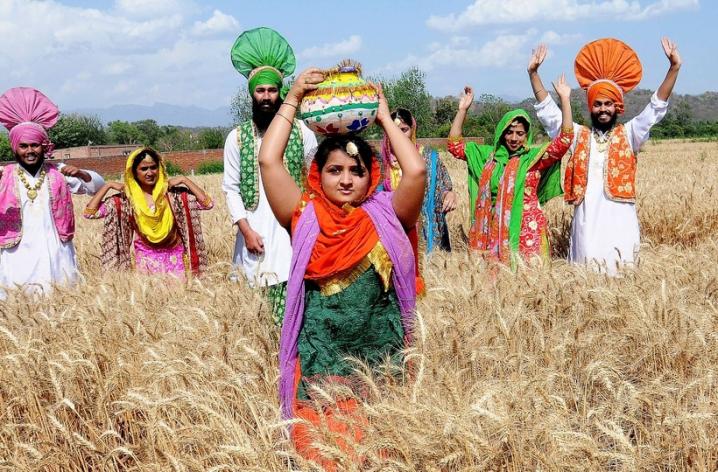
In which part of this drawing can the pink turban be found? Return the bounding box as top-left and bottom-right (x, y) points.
(0, 87), (59, 157)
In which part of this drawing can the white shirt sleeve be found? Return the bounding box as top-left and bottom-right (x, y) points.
(300, 121), (318, 169)
(56, 163), (105, 195)
(626, 92), (669, 152)
(222, 128), (248, 224)
(534, 94), (581, 142)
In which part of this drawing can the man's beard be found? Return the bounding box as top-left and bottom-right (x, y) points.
(16, 153), (45, 176)
(252, 97), (282, 130)
(590, 111), (618, 133)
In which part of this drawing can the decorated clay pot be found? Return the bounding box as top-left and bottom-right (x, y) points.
(299, 60), (379, 135)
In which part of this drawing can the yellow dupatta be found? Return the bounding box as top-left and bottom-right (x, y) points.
(124, 147), (174, 244)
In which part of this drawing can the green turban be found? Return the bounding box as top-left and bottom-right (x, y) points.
(231, 27), (296, 96)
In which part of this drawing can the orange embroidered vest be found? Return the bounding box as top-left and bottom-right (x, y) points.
(563, 124), (636, 205)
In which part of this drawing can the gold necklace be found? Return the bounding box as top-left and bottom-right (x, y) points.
(593, 128), (613, 153)
(17, 166), (47, 202)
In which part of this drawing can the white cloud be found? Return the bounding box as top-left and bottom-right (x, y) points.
(0, 0), (238, 110)
(191, 9), (239, 37)
(539, 31), (582, 45)
(115, 0), (190, 18)
(427, 0), (699, 31)
(299, 35), (362, 60)
(379, 30), (541, 73)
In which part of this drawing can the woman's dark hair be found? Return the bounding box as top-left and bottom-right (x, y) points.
(314, 135), (374, 176)
(131, 147), (161, 179)
(390, 108), (413, 127)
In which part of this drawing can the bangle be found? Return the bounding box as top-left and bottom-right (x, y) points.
(561, 126), (574, 134)
(83, 207), (98, 217)
(282, 101), (298, 109)
(535, 89), (546, 96)
(275, 113), (293, 125)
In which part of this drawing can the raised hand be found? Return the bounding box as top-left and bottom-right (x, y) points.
(285, 67), (325, 104)
(106, 181), (125, 192)
(60, 164), (91, 182)
(370, 82), (391, 124)
(661, 37), (682, 68)
(167, 176), (186, 188)
(458, 86), (474, 111)
(552, 73), (571, 100)
(528, 44), (547, 74)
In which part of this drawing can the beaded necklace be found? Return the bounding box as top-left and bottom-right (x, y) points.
(16, 166), (47, 202)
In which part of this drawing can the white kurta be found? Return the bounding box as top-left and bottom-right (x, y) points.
(222, 121), (317, 287)
(0, 163), (104, 298)
(535, 92), (669, 275)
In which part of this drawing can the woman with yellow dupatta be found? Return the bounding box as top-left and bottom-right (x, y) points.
(84, 147), (213, 278)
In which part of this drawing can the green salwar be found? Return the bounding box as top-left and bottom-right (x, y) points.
(268, 282), (287, 327)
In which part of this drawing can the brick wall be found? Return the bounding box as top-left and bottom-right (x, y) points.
(7, 137), (484, 177)
(54, 149), (224, 176)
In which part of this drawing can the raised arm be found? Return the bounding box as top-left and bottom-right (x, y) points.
(656, 37), (682, 102)
(59, 164), (105, 194)
(373, 84), (426, 228)
(528, 44), (549, 103)
(628, 38), (681, 150)
(533, 75), (575, 171)
(258, 68), (324, 227)
(83, 181), (125, 218)
(554, 73), (573, 132)
(168, 176), (213, 209)
(447, 86), (474, 160)
(530, 44), (572, 140)
(448, 86), (474, 140)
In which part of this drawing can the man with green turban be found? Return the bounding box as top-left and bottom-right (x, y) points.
(223, 27), (318, 326)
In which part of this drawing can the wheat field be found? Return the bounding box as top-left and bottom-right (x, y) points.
(1, 139), (717, 471)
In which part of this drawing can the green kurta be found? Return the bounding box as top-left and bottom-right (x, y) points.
(297, 267), (404, 400)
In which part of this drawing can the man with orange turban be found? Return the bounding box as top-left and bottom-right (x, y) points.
(527, 37), (681, 275)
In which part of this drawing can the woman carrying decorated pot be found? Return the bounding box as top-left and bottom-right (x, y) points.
(83, 147), (213, 279)
(447, 76), (574, 267)
(259, 67), (425, 469)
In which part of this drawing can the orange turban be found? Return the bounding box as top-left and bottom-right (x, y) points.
(574, 38), (642, 115)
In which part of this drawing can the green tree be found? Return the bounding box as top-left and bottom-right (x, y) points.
(570, 98), (588, 126)
(198, 128), (226, 149)
(382, 67), (435, 137)
(49, 113), (107, 149)
(434, 97), (457, 128)
(156, 126), (189, 152)
(230, 87), (252, 125)
(133, 119), (162, 146)
(107, 121), (143, 145)
(0, 133), (12, 161)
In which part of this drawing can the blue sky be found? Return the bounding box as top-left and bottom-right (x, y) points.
(0, 0), (712, 111)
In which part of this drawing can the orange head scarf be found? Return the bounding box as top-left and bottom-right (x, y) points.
(292, 147), (383, 281)
(575, 38), (642, 115)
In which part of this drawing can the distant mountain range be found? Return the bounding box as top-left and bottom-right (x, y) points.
(513, 89), (718, 122)
(62, 90), (718, 129)
(68, 103), (233, 128)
